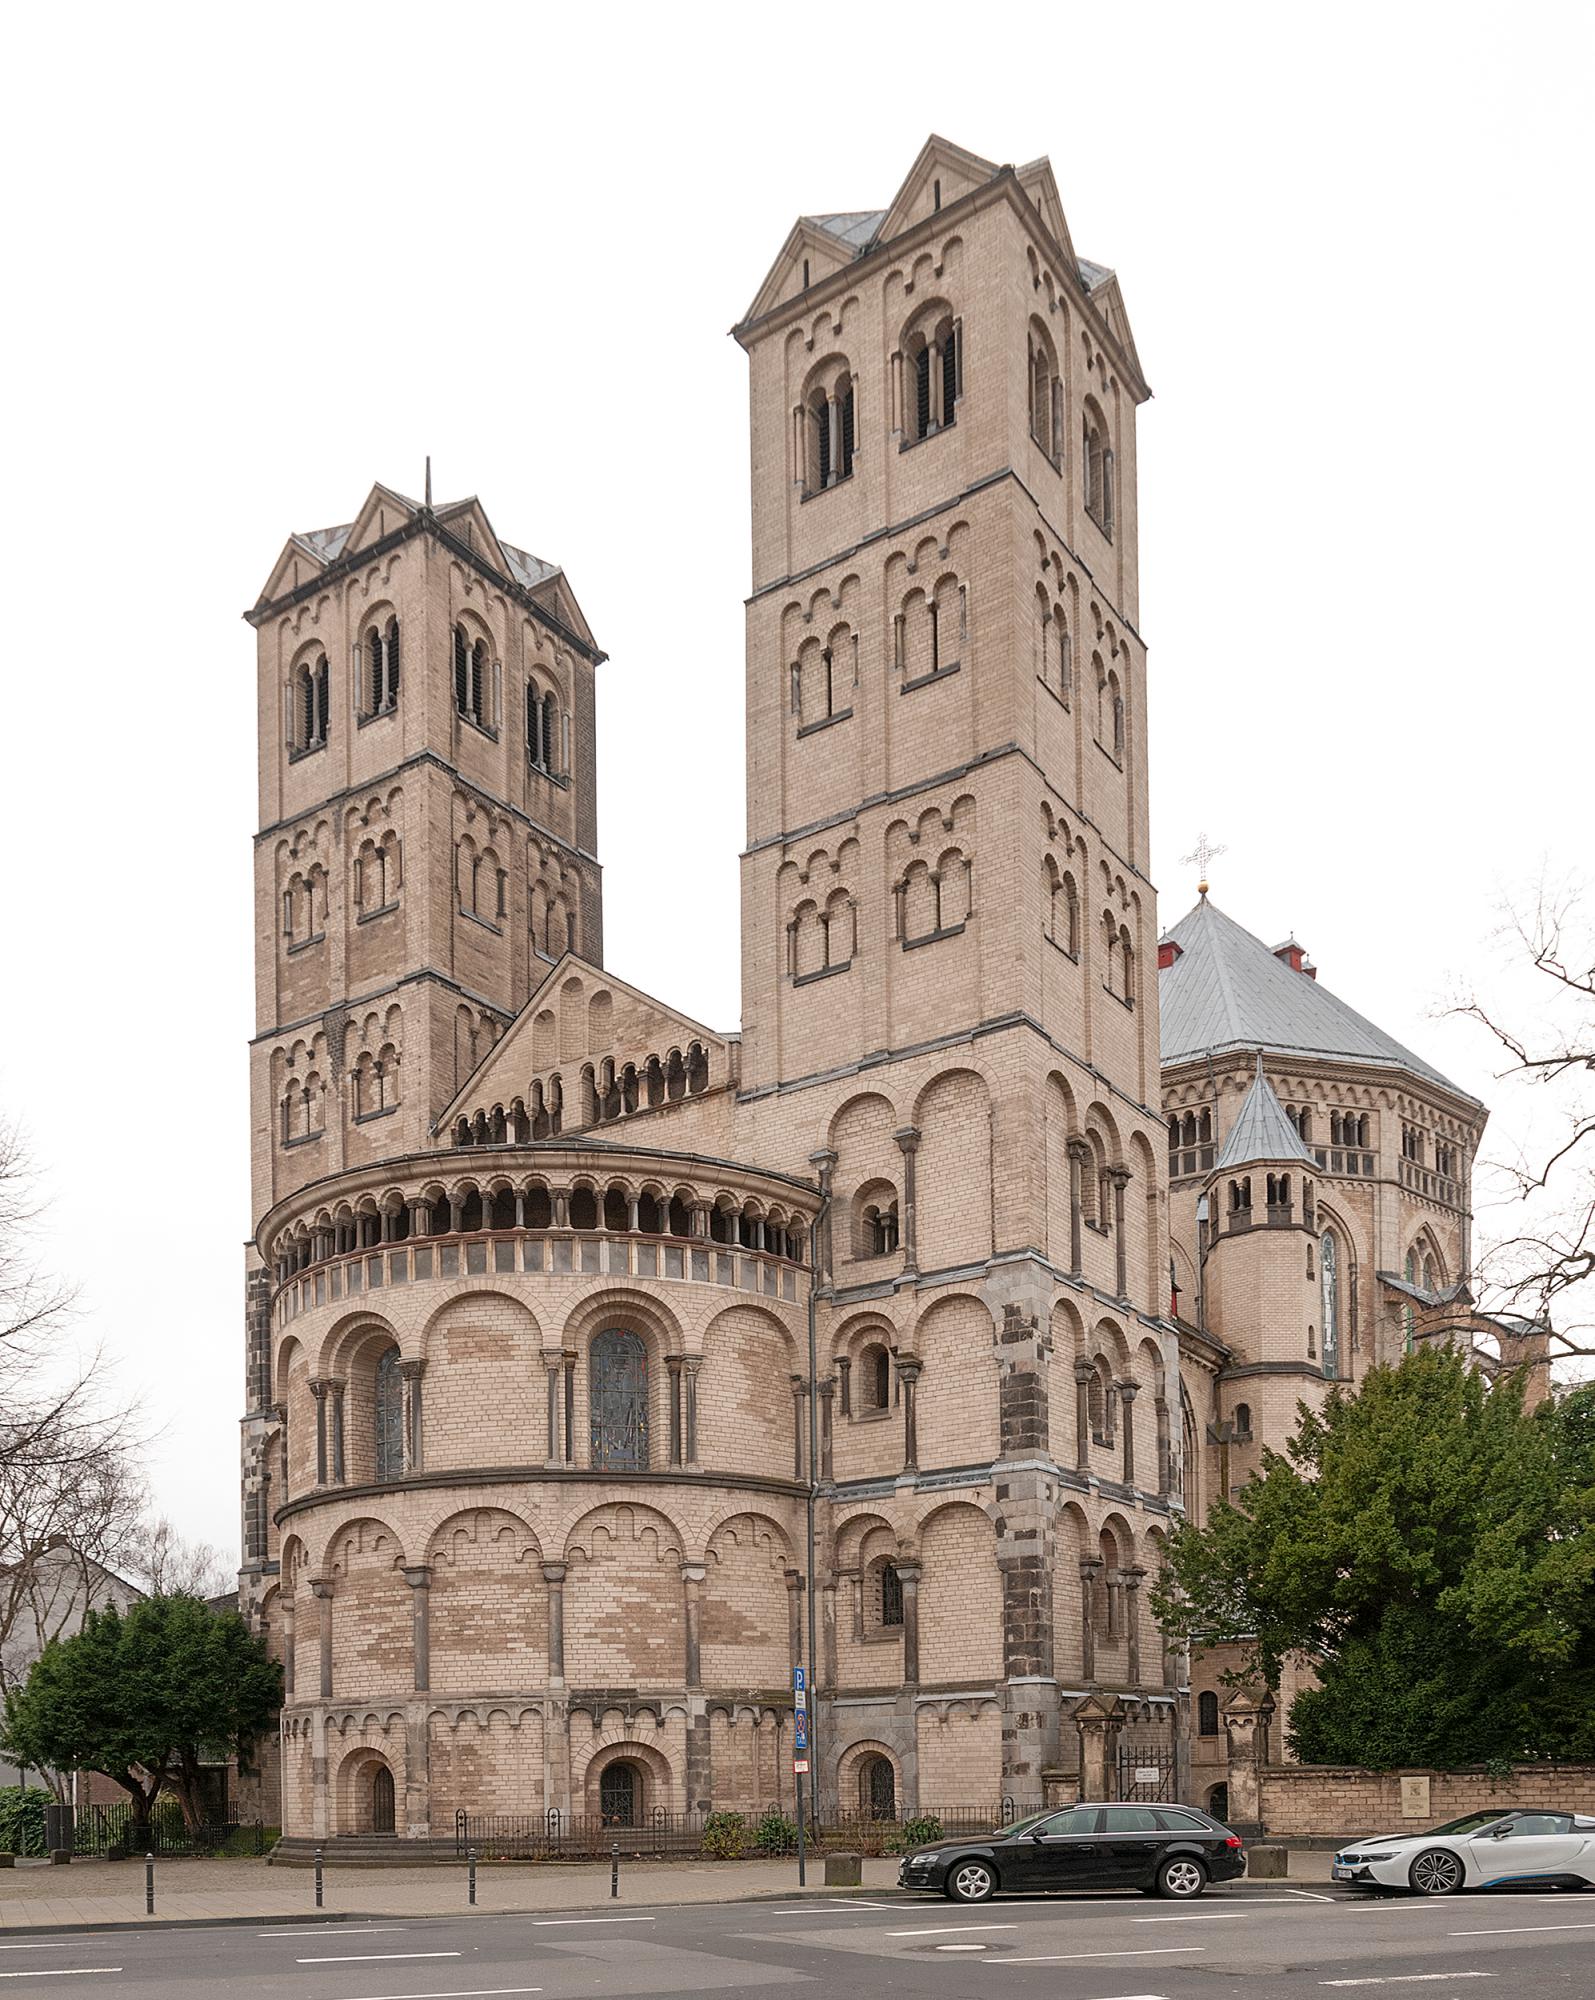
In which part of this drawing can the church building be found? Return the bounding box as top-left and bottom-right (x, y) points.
(236, 135), (1510, 1846)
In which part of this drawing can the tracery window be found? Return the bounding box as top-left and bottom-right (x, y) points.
(374, 1345), (404, 1482)
(589, 1329), (649, 1470)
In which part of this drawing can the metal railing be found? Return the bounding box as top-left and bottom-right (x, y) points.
(72, 1803), (269, 1858)
(453, 1798), (1026, 1861)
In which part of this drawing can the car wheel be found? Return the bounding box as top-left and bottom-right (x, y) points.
(1408, 1848), (1466, 1897)
(946, 1859), (997, 1904)
(1156, 1855), (1207, 1900)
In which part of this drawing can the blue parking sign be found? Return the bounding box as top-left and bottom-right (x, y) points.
(794, 1707), (809, 1751)
(793, 1666), (806, 1695)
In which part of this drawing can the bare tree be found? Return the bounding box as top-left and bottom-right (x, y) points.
(127, 1517), (235, 1602)
(0, 1118), (147, 1742)
(1451, 878), (1595, 1363)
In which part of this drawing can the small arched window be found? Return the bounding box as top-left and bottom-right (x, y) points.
(363, 618), (400, 716)
(289, 654), (330, 754)
(374, 1345), (404, 1482)
(865, 1201), (899, 1257)
(1083, 397), (1114, 535)
(1198, 1690), (1220, 1736)
(806, 370), (856, 491)
(904, 311), (960, 442)
(590, 1329), (649, 1470)
(454, 626), (494, 729)
(1233, 1402), (1252, 1439)
(860, 1342), (892, 1412)
(879, 1561), (904, 1628)
(1321, 1230), (1342, 1379)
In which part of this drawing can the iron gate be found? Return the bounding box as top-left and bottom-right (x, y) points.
(1115, 1745), (1177, 1801)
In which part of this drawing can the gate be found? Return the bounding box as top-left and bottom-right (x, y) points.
(1115, 1745), (1177, 1801)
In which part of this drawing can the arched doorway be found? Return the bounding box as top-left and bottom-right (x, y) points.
(599, 1759), (641, 1827)
(859, 1754), (896, 1821)
(1206, 1783), (1229, 1825)
(370, 1762), (396, 1835)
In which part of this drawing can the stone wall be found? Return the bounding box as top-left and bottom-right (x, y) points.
(1259, 1763), (1595, 1838)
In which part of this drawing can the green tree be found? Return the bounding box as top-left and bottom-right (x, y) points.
(1, 1595), (281, 1838)
(1151, 1349), (1595, 1768)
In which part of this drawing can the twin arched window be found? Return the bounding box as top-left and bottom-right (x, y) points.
(527, 680), (561, 774)
(289, 655), (330, 755)
(363, 618), (400, 717)
(905, 313), (960, 443)
(805, 370), (856, 492)
(590, 1329), (648, 1470)
(454, 625), (499, 733)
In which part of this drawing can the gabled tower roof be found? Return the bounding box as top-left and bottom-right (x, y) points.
(1215, 1055), (1318, 1172)
(1160, 897), (1477, 1104)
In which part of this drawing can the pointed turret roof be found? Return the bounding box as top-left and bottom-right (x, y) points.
(1159, 897), (1477, 1103)
(1214, 1055), (1318, 1172)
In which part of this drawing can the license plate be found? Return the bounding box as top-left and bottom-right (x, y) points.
(1332, 1865), (1354, 1880)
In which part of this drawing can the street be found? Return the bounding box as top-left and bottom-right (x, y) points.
(0, 1881), (1591, 1997)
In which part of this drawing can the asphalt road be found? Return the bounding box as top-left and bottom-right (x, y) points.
(1, 1880), (1592, 1998)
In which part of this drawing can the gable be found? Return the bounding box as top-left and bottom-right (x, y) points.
(1015, 158), (1078, 272)
(1086, 273), (1148, 400)
(875, 134), (999, 246)
(435, 497), (512, 579)
(741, 219), (862, 329)
(342, 482), (420, 558)
(529, 572), (596, 650)
(437, 955), (734, 1136)
(256, 534), (323, 607)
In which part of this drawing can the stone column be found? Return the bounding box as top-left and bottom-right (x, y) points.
(683, 1356), (701, 1464)
(1079, 1557), (1103, 1682)
(544, 1351), (563, 1466)
(403, 1566), (431, 1691)
(310, 1708), (329, 1840)
(404, 1705), (430, 1838)
(310, 1578), (334, 1700)
(543, 1563), (567, 1688)
(282, 1593), (296, 1698)
(1074, 1693), (1122, 1804)
(1067, 1139), (1089, 1274)
(1155, 1397), (1171, 1498)
(898, 1561), (922, 1685)
(668, 1357), (684, 1467)
(1073, 1360), (1093, 1470)
(399, 1358), (425, 1474)
(328, 1381), (346, 1486)
(1123, 1565), (1146, 1686)
(1110, 1166), (1131, 1300)
(1118, 1380), (1140, 1487)
(809, 1149), (837, 1282)
(790, 1374), (806, 1480)
(1221, 1693), (1268, 1836)
(311, 1381), (330, 1486)
(821, 1579), (838, 1691)
(563, 1351), (577, 1463)
(818, 1378), (835, 1482)
(893, 1126), (921, 1272)
(897, 1355), (922, 1472)
(681, 1562), (705, 1688)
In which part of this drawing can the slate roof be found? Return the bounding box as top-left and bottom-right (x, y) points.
(1159, 897), (1475, 1102)
(1214, 1055), (1319, 1171)
(292, 511), (560, 594)
(805, 210), (886, 251)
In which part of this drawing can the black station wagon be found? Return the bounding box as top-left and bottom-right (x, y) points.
(898, 1802), (1247, 1901)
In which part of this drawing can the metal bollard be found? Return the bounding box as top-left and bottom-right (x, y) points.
(468, 1847), (477, 1907)
(315, 1844), (324, 1909)
(145, 1852), (154, 1916)
(611, 1840), (619, 1899)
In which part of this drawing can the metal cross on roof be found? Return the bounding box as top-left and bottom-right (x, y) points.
(1180, 831), (1227, 897)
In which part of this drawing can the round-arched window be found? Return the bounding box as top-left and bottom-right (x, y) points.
(1320, 1231), (1341, 1379)
(590, 1330), (649, 1470)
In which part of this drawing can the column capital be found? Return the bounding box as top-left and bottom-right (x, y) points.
(1121, 1564), (1148, 1586)
(679, 1562), (707, 1584)
(541, 1562), (567, 1585)
(817, 1377), (836, 1403)
(666, 1353), (684, 1375)
(1108, 1164), (1133, 1191)
(783, 1565), (804, 1593)
(308, 1376), (335, 1399)
(1078, 1555), (1104, 1580)
(681, 1353), (704, 1377)
(1117, 1378), (1141, 1402)
(401, 1565), (432, 1591)
(1074, 1359), (1097, 1384)
(271, 1401), (288, 1426)
(894, 1353), (924, 1383)
(1067, 1136), (1092, 1165)
(893, 1560), (922, 1587)
(398, 1356), (426, 1381)
(892, 1125), (922, 1156)
(309, 1577), (334, 1600)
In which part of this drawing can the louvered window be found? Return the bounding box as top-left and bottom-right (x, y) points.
(914, 346), (931, 439)
(300, 671), (316, 748)
(385, 619), (400, 707)
(526, 682), (543, 766)
(815, 401), (832, 489)
(541, 695), (556, 772)
(880, 1561), (904, 1628)
(454, 625), (469, 714)
(839, 385), (855, 477)
(470, 641), (486, 723)
(941, 326), (958, 425)
(315, 658), (329, 742)
(368, 629), (384, 712)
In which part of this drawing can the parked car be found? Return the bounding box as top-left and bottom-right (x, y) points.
(1333, 1809), (1595, 1896)
(898, 1802), (1246, 1902)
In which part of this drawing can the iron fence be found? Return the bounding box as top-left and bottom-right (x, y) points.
(453, 1798), (1025, 1861)
(71, 1803), (269, 1858)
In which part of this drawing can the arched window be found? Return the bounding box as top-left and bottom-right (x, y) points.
(865, 1201), (899, 1257)
(1083, 397), (1114, 536)
(1233, 1402), (1252, 1439)
(860, 1754), (896, 1820)
(1029, 322), (1062, 460)
(860, 1342), (891, 1413)
(1198, 1690), (1220, 1736)
(363, 618), (400, 716)
(879, 1561), (904, 1628)
(904, 310), (959, 442)
(1118, 924), (1135, 1003)
(589, 1329), (648, 1470)
(599, 1759), (641, 1827)
(289, 654), (330, 754)
(805, 365), (856, 492)
(374, 1345), (404, 1481)
(454, 625), (494, 730)
(1321, 1231), (1342, 1379)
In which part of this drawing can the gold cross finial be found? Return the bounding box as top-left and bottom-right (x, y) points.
(1180, 832), (1226, 898)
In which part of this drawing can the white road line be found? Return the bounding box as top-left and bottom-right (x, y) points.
(1134, 1911), (1262, 1921)
(0, 1947), (80, 1953)
(1002, 1947), (1206, 1964)
(936, 1944), (991, 1952)
(259, 1927), (410, 1936)
(340, 1990), (543, 2000)
(529, 1915), (657, 1926)
(886, 1923), (1020, 1936)
(1321, 1977), (1497, 1988)
(1447, 1920), (1595, 1936)
(1283, 1888), (1337, 1902)
(0, 1975), (122, 1983)
(298, 1951), (464, 1964)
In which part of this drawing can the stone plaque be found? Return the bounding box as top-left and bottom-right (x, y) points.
(1400, 1775), (1431, 1819)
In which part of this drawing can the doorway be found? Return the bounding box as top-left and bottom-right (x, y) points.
(370, 1762), (395, 1835)
(599, 1760), (640, 1827)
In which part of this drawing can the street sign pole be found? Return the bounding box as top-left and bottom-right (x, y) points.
(793, 1665), (808, 1887)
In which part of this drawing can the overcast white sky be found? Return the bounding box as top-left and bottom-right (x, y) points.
(2, 3), (1590, 1550)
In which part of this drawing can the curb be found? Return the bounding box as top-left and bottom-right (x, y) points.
(0, 1912), (356, 1939)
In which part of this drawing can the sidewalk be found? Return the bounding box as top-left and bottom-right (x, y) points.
(0, 1845), (1333, 1933)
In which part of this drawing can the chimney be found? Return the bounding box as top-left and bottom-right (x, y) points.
(1158, 937), (1182, 971)
(1272, 937), (1309, 975)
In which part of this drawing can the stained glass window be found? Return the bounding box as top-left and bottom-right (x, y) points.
(375, 1345), (404, 1481)
(1320, 1231), (1340, 1380)
(590, 1329), (648, 1470)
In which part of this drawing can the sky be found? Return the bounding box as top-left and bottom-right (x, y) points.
(1, 3), (1590, 1551)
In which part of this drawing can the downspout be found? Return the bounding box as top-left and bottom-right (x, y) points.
(805, 1153), (834, 1824)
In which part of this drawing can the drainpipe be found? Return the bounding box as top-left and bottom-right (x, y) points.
(806, 1154), (834, 1824)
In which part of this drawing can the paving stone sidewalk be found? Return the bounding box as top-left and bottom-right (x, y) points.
(0, 1845), (1331, 1931)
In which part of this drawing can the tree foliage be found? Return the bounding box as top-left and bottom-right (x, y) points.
(1, 1595), (280, 1829)
(1151, 1348), (1595, 1768)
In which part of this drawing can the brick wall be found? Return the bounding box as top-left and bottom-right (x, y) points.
(1260, 1764), (1595, 1838)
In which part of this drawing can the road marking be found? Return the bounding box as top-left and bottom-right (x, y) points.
(1321, 1977), (1497, 1988)
(339, 1991), (543, 2000)
(298, 1951), (464, 1964)
(936, 1944), (991, 1952)
(260, 1927), (410, 1936)
(0, 1948), (81, 1954)
(0, 1976), (122, 1983)
(1283, 1888), (1337, 1902)
(1448, 1921), (1595, 1936)
(529, 1915), (658, 1926)
(1002, 1947), (1205, 1964)
(1134, 1911), (1262, 1921)
(886, 1923), (1020, 1936)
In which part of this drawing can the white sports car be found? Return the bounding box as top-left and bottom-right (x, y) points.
(1333, 1808), (1595, 1895)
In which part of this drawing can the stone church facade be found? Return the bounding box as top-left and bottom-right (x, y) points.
(237, 135), (1515, 1844)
